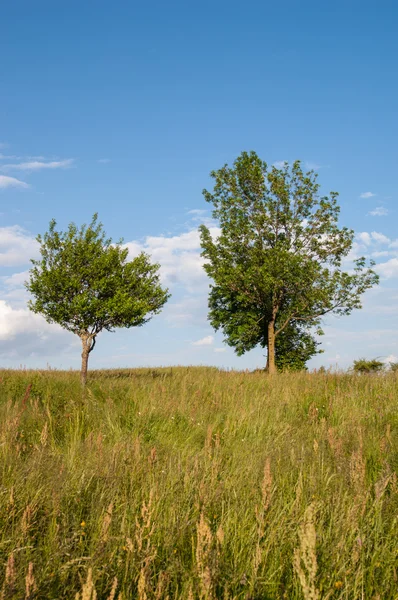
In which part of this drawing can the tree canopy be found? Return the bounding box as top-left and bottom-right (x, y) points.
(26, 214), (170, 384)
(200, 151), (379, 373)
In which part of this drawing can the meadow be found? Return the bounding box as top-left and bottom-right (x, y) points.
(0, 367), (397, 599)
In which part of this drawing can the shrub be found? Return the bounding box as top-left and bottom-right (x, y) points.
(352, 358), (385, 374)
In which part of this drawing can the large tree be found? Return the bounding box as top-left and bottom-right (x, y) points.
(200, 152), (379, 373)
(26, 215), (170, 385)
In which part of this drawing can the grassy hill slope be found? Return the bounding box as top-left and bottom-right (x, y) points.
(0, 367), (396, 599)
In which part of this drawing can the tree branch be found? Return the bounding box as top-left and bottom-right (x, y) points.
(88, 336), (96, 354)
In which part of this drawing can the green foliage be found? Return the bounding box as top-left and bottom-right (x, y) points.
(0, 367), (397, 598)
(352, 358), (385, 374)
(26, 215), (170, 381)
(389, 362), (398, 372)
(200, 152), (379, 371)
(275, 322), (322, 372)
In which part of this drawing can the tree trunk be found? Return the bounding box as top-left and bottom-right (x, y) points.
(80, 337), (90, 386)
(267, 321), (277, 375)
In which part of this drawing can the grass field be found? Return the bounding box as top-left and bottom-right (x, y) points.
(0, 367), (397, 599)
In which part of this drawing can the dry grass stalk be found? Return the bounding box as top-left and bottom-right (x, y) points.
(380, 423), (392, 454)
(135, 492), (155, 556)
(40, 421), (49, 446)
(154, 571), (169, 600)
(293, 504), (319, 600)
(260, 458), (272, 512)
(21, 504), (34, 536)
(216, 526), (224, 546)
(0, 553), (16, 600)
(137, 567), (148, 600)
(327, 427), (343, 460)
(205, 425), (213, 458)
(8, 486), (14, 508)
(308, 403), (319, 423)
(294, 471), (304, 510)
(253, 458), (273, 577)
(196, 512), (219, 599)
(187, 585), (195, 600)
(148, 446), (157, 466)
(107, 577), (118, 600)
(24, 562), (37, 600)
(100, 502), (114, 543)
(95, 432), (103, 451)
(135, 492), (156, 600)
(351, 535), (363, 565)
(391, 472), (398, 495)
(374, 470), (392, 501)
(349, 431), (367, 517)
(133, 436), (141, 460)
(20, 383), (32, 415)
(4, 554), (16, 586)
(76, 568), (97, 600)
(350, 446), (365, 491)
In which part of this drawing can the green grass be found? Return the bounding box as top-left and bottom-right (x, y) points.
(0, 367), (397, 599)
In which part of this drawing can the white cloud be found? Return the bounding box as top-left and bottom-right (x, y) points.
(0, 175), (29, 189)
(357, 232), (372, 246)
(1, 159), (74, 172)
(0, 300), (42, 340)
(98, 158), (111, 164)
(0, 300), (76, 359)
(360, 192), (376, 198)
(305, 161), (327, 170)
(273, 161), (288, 168)
(371, 231), (390, 244)
(187, 209), (207, 216)
(369, 206), (389, 217)
(192, 335), (214, 346)
(145, 230), (202, 252)
(389, 239), (398, 249)
(0, 226), (39, 266)
(163, 296), (207, 328)
(125, 226), (220, 292)
(2, 270), (29, 288)
(356, 231), (390, 247)
(376, 258), (398, 279)
(214, 347), (226, 353)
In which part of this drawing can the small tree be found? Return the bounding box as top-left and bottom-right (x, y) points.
(26, 215), (170, 385)
(200, 152), (379, 373)
(352, 358), (385, 374)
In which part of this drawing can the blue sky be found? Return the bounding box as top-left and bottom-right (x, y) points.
(1, 0), (398, 370)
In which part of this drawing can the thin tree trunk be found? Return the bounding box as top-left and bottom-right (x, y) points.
(267, 320), (277, 374)
(80, 338), (90, 386)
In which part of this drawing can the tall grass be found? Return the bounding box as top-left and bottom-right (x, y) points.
(0, 367), (396, 598)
